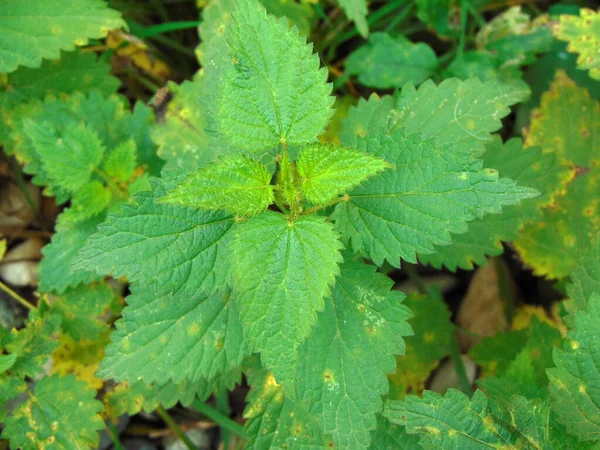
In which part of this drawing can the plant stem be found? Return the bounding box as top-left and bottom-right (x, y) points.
(302, 195), (348, 216)
(191, 399), (247, 438)
(215, 392), (232, 449)
(107, 424), (125, 450)
(448, 329), (474, 396)
(132, 21), (201, 38)
(457, 0), (468, 57)
(156, 406), (199, 450)
(0, 281), (35, 310)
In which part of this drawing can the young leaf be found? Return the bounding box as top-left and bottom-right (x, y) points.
(229, 212), (343, 398)
(73, 178), (235, 297)
(50, 283), (115, 342)
(515, 71), (600, 278)
(2, 374), (104, 449)
(385, 390), (553, 449)
(296, 143), (389, 205)
(548, 294), (600, 442)
(103, 139), (137, 183)
(337, 0), (368, 37)
(23, 121), (105, 193)
(99, 283), (249, 385)
(38, 214), (106, 294)
(161, 155), (274, 216)
(61, 181), (112, 224)
(0, 0), (124, 73)
(335, 85), (538, 267)
(214, 0), (333, 152)
(419, 136), (570, 270)
(346, 33), (438, 89)
(553, 8), (600, 80)
(296, 258), (413, 449)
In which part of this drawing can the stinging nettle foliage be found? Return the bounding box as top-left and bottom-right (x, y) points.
(2, 0), (600, 449)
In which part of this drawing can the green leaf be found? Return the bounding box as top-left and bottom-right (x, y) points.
(38, 213), (105, 294)
(335, 81), (537, 267)
(446, 52), (523, 86)
(553, 8), (600, 80)
(51, 283), (115, 341)
(0, 50), (119, 144)
(2, 374), (104, 449)
(258, 0), (315, 37)
(103, 138), (137, 183)
(566, 234), (600, 321)
(214, 0), (333, 153)
(346, 33), (438, 89)
(385, 390), (554, 449)
(23, 121), (105, 193)
(161, 155), (274, 216)
(369, 416), (421, 449)
(548, 293), (600, 442)
(0, 0), (124, 73)
(469, 328), (528, 378)
(99, 283), (249, 385)
(515, 71), (600, 278)
(419, 136), (570, 270)
(337, 0), (368, 37)
(297, 143), (389, 206)
(244, 368), (333, 450)
(5, 310), (61, 378)
(73, 178), (235, 297)
(0, 354), (17, 375)
(416, 0), (459, 38)
(230, 212), (343, 398)
(60, 181), (112, 224)
(296, 258), (412, 449)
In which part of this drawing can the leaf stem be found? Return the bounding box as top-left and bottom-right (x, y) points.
(457, 0), (468, 57)
(156, 405), (199, 450)
(0, 281), (36, 310)
(302, 195), (348, 216)
(191, 399), (247, 438)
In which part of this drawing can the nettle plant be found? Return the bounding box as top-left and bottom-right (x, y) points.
(2, 0), (600, 449)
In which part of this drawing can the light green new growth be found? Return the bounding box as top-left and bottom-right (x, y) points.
(296, 143), (389, 206)
(337, 0), (369, 37)
(72, 179), (234, 297)
(296, 259), (413, 449)
(548, 294), (600, 442)
(103, 139), (137, 183)
(62, 181), (112, 224)
(0, 0), (125, 73)
(553, 8), (600, 80)
(99, 283), (249, 385)
(23, 121), (105, 193)
(385, 389), (553, 449)
(2, 375), (104, 449)
(335, 83), (538, 266)
(215, 0), (333, 152)
(346, 33), (439, 89)
(229, 212), (343, 399)
(161, 155), (274, 216)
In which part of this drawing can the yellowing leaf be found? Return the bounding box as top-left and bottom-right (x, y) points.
(107, 31), (172, 81)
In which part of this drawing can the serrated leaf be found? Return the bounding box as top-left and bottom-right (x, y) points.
(5, 310), (61, 378)
(23, 121), (105, 193)
(553, 8), (600, 80)
(244, 368), (333, 450)
(346, 33), (438, 89)
(385, 390), (554, 449)
(73, 178), (235, 297)
(296, 259), (412, 449)
(515, 71), (600, 278)
(548, 293), (600, 442)
(469, 328), (528, 377)
(297, 143), (389, 205)
(369, 416), (421, 449)
(52, 334), (107, 390)
(337, 0), (368, 37)
(51, 283), (114, 342)
(2, 374), (104, 450)
(60, 181), (112, 224)
(38, 213), (105, 294)
(161, 154), (274, 216)
(230, 212), (342, 398)
(419, 136), (570, 270)
(99, 282), (249, 385)
(103, 138), (137, 183)
(0, 0), (124, 73)
(566, 234), (600, 321)
(214, 0), (333, 153)
(0, 354), (16, 375)
(0, 51), (119, 144)
(335, 82), (537, 267)
(388, 293), (453, 399)
(447, 51), (524, 86)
